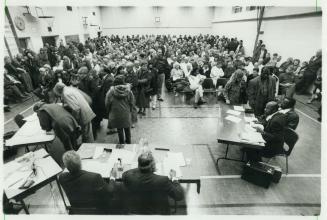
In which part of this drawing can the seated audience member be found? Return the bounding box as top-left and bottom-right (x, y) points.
(292, 59), (301, 75)
(33, 67), (55, 103)
(105, 76), (134, 144)
(33, 102), (81, 150)
(199, 63), (211, 78)
(279, 97), (299, 130)
(247, 67), (276, 116)
(223, 69), (245, 105)
(122, 151), (184, 215)
(279, 57), (293, 73)
(4, 69), (29, 103)
(224, 61), (236, 79)
(59, 151), (123, 214)
(187, 72), (206, 108)
(245, 101), (287, 162)
(295, 49), (322, 95)
(244, 57), (254, 75)
(307, 67), (322, 104)
(210, 62), (224, 87)
(53, 82), (95, 143)
(170, 62), (184, 82)
(278, 65), (296, 96)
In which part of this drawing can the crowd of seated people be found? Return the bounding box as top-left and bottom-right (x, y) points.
(3, 34), (322, 214)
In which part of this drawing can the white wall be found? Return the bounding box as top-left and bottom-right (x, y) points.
(6, 6), (101, 54)
(100, 6), (214, 36)
(212, 7), (322, 62)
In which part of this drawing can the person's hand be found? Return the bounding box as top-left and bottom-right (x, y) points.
(226, 99), (230, 104)
(46, 130), (54, 135)
(169, 169), (176, 179)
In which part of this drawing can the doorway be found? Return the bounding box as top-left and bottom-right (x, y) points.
(42, 36), (58, 47)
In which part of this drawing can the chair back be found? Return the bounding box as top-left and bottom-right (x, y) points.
(202, 78), (215, 89)
(283, 127), (298, 156)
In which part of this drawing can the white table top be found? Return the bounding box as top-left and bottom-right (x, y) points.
(3, 148), (63, 199)
(5, 113), (55, 147)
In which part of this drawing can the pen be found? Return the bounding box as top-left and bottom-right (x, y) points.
(8, 178), (23, 188)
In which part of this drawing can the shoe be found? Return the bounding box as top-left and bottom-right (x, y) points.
(141, 112), (146, 116)
(131, 124), (135, 128)
(158, 98), (164, 101)
(193, 104), (198, 109)
(152, 106), (155, 110)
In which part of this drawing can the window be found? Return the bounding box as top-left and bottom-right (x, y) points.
(246, 6), (257, 11)
(66, 6), (72, 11)
(232, 6), (243, 13)
(92, 12), (96, 16)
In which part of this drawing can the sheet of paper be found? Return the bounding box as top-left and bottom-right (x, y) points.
(234, 106), (245, 112)
(78, 147), (95, 159)
(82, 160), (110, 177)
(24, 113), (38, 122)
(163, 157), (182, 178)
(110, 149), (136, 164)
(93, 147), (104, 159)
(225, 115), (242, 123)
(226, 109), (242, 116)
(244, 116), (257, 123)
(167, 152), (186, 167)
(4, 170), (31, 188)
(245, 124), (257, 132)
(240, 132), (265, 144)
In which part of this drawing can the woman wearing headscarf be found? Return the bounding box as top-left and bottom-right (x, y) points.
(223, 69), (245, 105)
(53, 82), (95, 143)
(105, 75), (135, 144)
(136, 61), (151, 115)
(33, 102), (81, 151)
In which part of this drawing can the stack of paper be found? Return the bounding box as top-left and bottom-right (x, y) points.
(234, 106), (245, 112)
(225, 115), (242, 123)
(78, 147), (95, 159)
(227, 110), (242, 116)
(244, 116), (257, 123)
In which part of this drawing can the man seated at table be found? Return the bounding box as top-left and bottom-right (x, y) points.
(122, 151), (184, 215)
(279, 97), (299, 130)
(245, 101), (287, 162)
(59, 151), (124, 214)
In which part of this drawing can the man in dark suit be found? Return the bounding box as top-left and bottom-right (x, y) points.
(122, 151), (184, 215)
(279, 97), (299, 130)
(245, 101), (287, 161)
(59, 151), (123, 214)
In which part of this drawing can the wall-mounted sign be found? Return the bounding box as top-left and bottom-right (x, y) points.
(14, 16), (25, 31)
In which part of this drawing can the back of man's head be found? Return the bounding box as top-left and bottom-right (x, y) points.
(265, 101), (279, 116)
(138, 151), (155, 173)
(63, 151), (82, 174)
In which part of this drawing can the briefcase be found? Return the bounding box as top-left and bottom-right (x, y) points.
(241, 162), (274, 188)
(258, 162), (282, 183)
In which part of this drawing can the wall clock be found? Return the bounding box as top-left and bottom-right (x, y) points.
(14, 16), (25, 31)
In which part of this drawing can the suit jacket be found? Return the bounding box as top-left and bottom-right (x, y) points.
(285, 110), (299, 130)
(261, 112), (287, 157)
(59, 170), (116, 212)
(122, 168), (184, 215)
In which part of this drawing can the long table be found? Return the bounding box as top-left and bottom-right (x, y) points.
(5, 113), (55, 151)
(3, 149), (65, 214)
(76, 143), (201, 193)
(216, 104), (265, 169)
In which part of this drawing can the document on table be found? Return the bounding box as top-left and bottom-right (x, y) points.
(155, 160), (182, 178)
(93, 147), (104, 159)
(225, 115), (242, 123)
(78, 147), (95, 159)
(24, 113), (38, 122)
(166, 152), (186, 167)
(226, 109), (242, 116)
(240, 131), (265, 144)
(233, 106), (245, 112)
(110, 149), (136, 164)
(82, 160), (110, 177)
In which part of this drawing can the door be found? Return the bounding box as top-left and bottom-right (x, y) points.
(42, 36), (57, 46)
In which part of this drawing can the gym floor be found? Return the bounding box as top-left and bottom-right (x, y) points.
(3, 89), (321, 215)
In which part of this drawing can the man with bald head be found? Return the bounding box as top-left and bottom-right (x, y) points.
(122, 151), (184, 214)
(245, 101), (287, 162)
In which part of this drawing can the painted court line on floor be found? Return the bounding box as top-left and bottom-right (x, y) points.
(295, 108), (320, 124)
(200, 174), (321, 179)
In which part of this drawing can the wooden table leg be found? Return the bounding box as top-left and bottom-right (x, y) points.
(196, 180), (201, 194)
